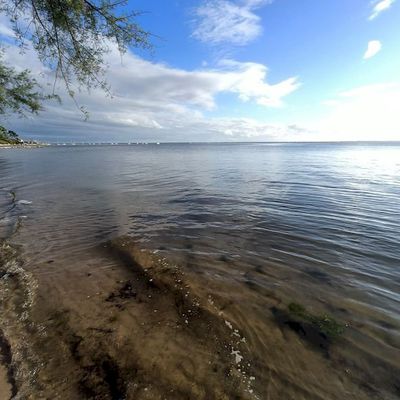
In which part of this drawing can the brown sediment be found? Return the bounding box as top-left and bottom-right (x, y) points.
(1, 237), (400, 399)
(0, 238), (256, 399)
(0, 367), (11, 400)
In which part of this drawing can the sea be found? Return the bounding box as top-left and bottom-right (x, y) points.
(1, 142), (399, 399)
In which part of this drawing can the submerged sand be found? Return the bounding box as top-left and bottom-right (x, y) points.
(0, 365), (11, 400)
(0, 237), (399, 399)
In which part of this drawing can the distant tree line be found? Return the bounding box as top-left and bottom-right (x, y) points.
(0, 125), (22, 144)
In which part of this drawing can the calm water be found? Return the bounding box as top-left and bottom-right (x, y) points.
(1, 142), (400, 398)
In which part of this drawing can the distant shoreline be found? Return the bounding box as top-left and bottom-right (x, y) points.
(0, 143), (49, 149)
(1, 141), (400, 150)
(26, 140), (400, 146)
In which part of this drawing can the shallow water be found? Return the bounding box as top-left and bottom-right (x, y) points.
(1, 142), (400, 399)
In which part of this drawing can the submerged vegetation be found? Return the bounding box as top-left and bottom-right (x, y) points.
(271, 301), (345, 355)
(288, 302), (345, 340)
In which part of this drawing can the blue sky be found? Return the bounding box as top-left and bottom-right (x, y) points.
(1, 0), (400, 142)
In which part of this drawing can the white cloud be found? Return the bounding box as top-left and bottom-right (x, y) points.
(363, 40), (382, 59)
(316, 83), (400, 141)
(214, 59), (300, 107)
(192, 0), (272, 46)
(211, 118), (308, 139)
(2, 41), (300, 142)
(369, 0), (396, 20)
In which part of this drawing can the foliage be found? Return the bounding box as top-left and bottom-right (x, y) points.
(0, 55), (55, 115)
(0, 0), (151, 116)
(0, 124), (21, 143)
(0, 0), (150, 94)
(288, 302), (345, 339)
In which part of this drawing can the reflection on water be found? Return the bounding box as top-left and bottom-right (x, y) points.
(1, 142), (400, 398)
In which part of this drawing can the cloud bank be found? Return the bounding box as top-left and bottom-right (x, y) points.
(1, 39), (301, 142)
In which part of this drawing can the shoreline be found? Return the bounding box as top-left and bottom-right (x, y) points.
(0, 143), (49, 149)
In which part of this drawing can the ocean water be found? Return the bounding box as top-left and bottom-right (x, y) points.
(1, 142), (400, 399)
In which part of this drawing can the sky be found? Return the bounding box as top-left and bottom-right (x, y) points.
(1, 0), (400, 142)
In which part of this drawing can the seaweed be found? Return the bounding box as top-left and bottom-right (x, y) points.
(288, 302), (344, 339)
(271, 302), (345, 354)
(106, 280), (137, 302)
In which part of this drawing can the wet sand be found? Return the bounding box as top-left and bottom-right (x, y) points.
(1, 237), (399, 399)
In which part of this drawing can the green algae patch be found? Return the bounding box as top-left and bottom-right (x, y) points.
(288, 302), (344, 340)
(271, 302), (345, 355)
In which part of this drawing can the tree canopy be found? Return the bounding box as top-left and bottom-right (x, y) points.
(0, 56), (53, 115)
(0, 124), (22, 143)
(0, 0), (150, 116)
